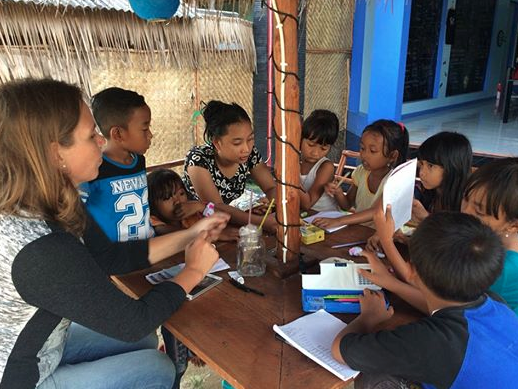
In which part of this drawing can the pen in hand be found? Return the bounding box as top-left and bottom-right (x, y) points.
(229, 278), (265, 296)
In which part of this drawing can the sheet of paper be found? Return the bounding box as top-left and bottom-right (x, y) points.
(273, 309), (359, 381)
(146, 258), (230, 285)
(303, 211), (349, 233)
(382, 159), (418, 231)
(207, 257), (231, 273)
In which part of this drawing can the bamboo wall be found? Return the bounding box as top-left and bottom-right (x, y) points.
(304, 0), (355, 160)
(0, 1), (254, 165)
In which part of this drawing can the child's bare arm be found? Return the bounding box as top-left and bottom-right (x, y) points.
(218, 226), (240, 242)
(250, 162), (276, 201)
(173, 201), (205, 220)
(153, 223), (181, 236)
(411, 199), (429, 224)
(312, 205), (374, 229)
(187, 165), (276, 231)
(360, 251), (428, 314)
(299, 160), (335, 211)
(373, 204), (412, 281)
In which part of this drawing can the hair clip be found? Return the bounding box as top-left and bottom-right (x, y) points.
(397, 122), (405, 132)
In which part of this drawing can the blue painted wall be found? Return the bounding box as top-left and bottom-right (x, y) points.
(347, 0), (516, 130)
(348, 0), (411, 135)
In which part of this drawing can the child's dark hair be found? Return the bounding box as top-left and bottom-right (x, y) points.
(147, 169), (184, 222)
(91, 87), (147, 138)
(464, 157), (518, 222)
(409, 212), (504, 302)
(202, 100), (251, 143)
(363, 119), (409, 167)
(418, 132), (472, 212)
(301, 109), (340, 145)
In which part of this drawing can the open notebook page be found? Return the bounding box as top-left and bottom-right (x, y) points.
(273, 310), (359, 381)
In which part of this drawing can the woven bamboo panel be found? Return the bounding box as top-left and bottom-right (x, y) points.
(304, 54), (349, 126)
(196, 52), (253, 145)
(90, 51), (253, 166)
(304, 0), (355, 158)
(91, 52), (195, 166)
(305, 0), (355, 50)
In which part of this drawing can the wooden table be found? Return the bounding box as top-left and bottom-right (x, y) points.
(113, 225), (422, 389)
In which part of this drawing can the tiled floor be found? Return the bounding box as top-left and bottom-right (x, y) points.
(404, 101), (518, 157)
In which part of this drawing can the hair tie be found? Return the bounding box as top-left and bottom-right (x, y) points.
(397, 122), (405, 132)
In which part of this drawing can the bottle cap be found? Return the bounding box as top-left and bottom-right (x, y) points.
(228, 270), (245, 284)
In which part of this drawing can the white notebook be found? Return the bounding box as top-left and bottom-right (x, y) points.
(273, 310), (359, 381)
(303, 211), (349, 233)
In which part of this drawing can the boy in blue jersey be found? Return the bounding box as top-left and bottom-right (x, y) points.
(332, 212), (518, 389)
(84, 87), (197, 388)
(82, 87), (153, 241)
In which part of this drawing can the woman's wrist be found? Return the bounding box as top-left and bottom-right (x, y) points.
(172, 267), (205, 293)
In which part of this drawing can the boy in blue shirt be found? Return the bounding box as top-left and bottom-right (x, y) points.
(332, 212), (518, 389)
(82, 87), (153, 241)
(83, 87), (188, 387)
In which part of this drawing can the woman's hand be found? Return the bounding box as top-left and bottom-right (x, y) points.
(373, 203), (395, 244)
(173, 231), (220, 292)
(411, 199), (429, 224)
(184, 231), (219, 275)
(190, 212), (229, 241)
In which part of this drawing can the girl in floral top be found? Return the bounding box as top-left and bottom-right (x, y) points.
(183, 100), (277, 232)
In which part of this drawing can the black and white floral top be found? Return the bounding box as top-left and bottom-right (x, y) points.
(182, 143), (262, 204)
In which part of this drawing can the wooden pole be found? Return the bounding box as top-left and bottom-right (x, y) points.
(272, 0), (301, 266)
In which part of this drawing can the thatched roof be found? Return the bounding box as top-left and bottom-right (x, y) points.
(0, 0), (256, 91)
(4, 0), (255, 16)
(5, 0), (132, 12)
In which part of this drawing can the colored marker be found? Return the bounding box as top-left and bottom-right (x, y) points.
(322, 294), (362, 299)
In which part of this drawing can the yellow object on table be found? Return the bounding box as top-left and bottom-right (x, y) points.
(300, 224), (325, 245)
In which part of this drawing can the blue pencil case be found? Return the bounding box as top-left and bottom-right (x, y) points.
(301, 257), (384, 314)
(302, 289), (363, 313)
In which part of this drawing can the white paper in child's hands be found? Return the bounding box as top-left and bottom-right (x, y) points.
(382, 159), (418, 231)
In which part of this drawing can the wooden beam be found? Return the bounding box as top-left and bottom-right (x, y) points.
(272, 0), (301, 266)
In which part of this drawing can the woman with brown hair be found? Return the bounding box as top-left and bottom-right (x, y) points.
(0, 78), (228, 389)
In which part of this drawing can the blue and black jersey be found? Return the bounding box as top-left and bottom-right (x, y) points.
(81, 154), (154, 242)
